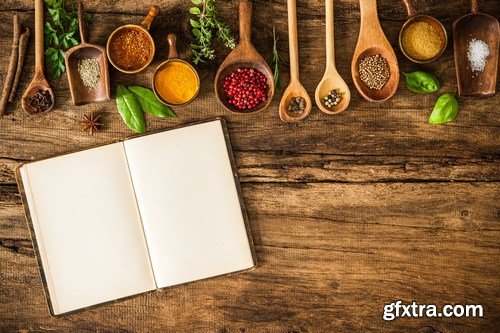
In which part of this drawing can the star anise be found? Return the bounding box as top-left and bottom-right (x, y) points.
(80, 113), (103, 135)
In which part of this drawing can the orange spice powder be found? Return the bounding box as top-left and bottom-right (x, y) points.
(109, 28), (152, 70)
(154, 61), (199, 104)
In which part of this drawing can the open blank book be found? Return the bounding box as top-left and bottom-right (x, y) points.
(16, 119), (256, 316)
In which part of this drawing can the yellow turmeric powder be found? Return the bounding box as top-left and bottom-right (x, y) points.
(154, 61), (199, 104)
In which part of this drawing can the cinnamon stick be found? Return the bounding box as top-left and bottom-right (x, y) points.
(0, 15), (21, 116)
(9, 27), (30, 103)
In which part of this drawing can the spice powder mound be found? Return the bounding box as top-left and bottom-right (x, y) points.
(401, 21), (442, 60)
(110, 28), (152, 70)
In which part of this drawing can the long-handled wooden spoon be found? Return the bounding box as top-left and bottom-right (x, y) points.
(214, 0), (274, 114)
(315, 0), (350, 114)
(351, 0), (399, 102)
(279, 0), (311, 122)
(453, 0), (499, 98)
(21, 0), (55, 115)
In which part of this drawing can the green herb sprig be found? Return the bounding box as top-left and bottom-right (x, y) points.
(44, 0), (91, 78)
(270, 25), (286, 89)
(116, 85), (176, 134)
(189, 0), (236, 64)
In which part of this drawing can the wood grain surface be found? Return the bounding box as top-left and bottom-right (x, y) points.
(0, 0), (499, 332)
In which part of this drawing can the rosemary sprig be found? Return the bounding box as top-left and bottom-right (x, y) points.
(270, 25), (285, 89)
(189, 0), (236, 64)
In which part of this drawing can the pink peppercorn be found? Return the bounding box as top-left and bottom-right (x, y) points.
(223, 67), (268, 110)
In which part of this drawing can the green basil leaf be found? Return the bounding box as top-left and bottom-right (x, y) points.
(403, 71), (440, 93)
(128, 86), (177, 118)
(191, 0), (202, 4)
(429, 93), (459, 125)
(116, 85), (147, 133)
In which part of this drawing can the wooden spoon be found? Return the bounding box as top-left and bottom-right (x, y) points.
(214, 0), (274, 114)
(21, 0), (55, 115)
(453, 0), (499, 98)
(279, 0), (312, 122)
(314, 0), (350, 114)
(65, 2), (110, 105)
(398, 0), (447, 63)
(351, 0), (399, 102)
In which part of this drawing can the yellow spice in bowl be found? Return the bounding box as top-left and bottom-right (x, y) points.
(402, 21), (442, 60)
(154, 61), (198, 105)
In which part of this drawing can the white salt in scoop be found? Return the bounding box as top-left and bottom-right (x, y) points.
(467, 38), (490, 72)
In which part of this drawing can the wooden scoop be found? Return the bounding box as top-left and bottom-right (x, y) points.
(453, 0), (499, 98)
(214, 0), (275, 114)
(65, 2), (110, 105)
(21, 0), (55, 115)
(351, 0), (399, 102)
(315, 0), (350, 114)
(398, 0), (447, 63)
(279, 0), (312, 122)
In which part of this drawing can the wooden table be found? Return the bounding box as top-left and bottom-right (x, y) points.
(0, 0), (498, 331)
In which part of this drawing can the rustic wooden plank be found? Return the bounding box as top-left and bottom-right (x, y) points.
(1, 0), (498, 22)
(1, 181), (498, 331)
(1, 153), (498, 185)
(2, 182), (497, 240)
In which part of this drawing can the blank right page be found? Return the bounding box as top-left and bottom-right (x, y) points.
(123, 120), (254, 288)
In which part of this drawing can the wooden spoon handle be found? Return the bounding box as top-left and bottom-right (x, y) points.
(167, 33), (178, 59)
(325, 0), (335, 67)
(77, 2), (87, 44)
(239, 0), (252, 43)
(358, 0), (382, 46)
(287, 0), (299, 81)
(401, 0), (416, 17)
(35, 0), (44, 72)
(471, 0), (478, 13)
(140, 5), (160, 30)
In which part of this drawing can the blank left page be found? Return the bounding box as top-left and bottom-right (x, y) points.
(20, 143), (156, 315)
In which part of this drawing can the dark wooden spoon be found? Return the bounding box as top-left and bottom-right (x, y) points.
(21, 0), (55, 115)
(65, 2), (110, 105)
(453, 0), (499, 98)
(214, 0), (275, 114)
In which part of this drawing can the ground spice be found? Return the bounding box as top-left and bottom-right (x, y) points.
(109, 28), (151, 70)
(154, 61), (199, 104)
(358, 54), (390, 90)
(78, 58), (100, 90)
(402, 21), (442, 60)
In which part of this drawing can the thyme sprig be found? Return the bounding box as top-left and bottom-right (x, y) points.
(189, 0), (236, 64)
(270, 25), (286, 89)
